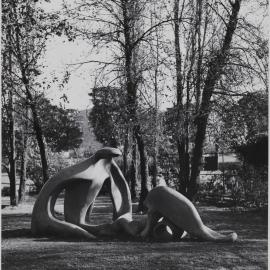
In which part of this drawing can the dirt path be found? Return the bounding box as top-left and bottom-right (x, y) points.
(1, 196), (267, 270)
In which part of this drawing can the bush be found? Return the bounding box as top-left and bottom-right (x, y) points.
(234, 135), (268, 166)
(2, 186), (10, 196)
(237, 165), (267, 208)
(27, 149), (77, 191)
(197, 165), (267, 209)
(233, 134), (268, 209)
(197, 174), (226, 205)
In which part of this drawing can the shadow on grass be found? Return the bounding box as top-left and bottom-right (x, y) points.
(2, 228), (32, 239)
(28, 231), (236, 244)
(1, 228), (144, 242)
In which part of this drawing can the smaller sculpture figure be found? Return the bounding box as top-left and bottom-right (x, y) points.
(140, 186), (238, 242)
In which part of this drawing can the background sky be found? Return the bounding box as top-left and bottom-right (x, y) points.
(39, 0), (98, 110)
(43, 36), (95, 110)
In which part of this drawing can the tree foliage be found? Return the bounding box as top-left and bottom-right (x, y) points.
(89, 87), (126, 147)
(218, 92), (268, 148)
(37, 97), (83, 152)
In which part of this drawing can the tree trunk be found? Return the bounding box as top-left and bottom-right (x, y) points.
(18, 110), (30, 203)
(177, 140), (188, 195)
(130, 138), (137, 200)
(123, 127), (129, 178)
(123, 4), (138, 200)
(18, 139), (27, 203)
(136, 125), (149, 212)
(12, 1), (49, 184)
(29, 100), (49, 183)
(151, 8), (160, 189)
(21, 70), (49, 184)
(7, 25), (17, 206)
(122, 0), (149, 205)
(195, 0), (203, 113)
(8, 90), (17, 206)
(174, 0), (189, 194)
(174, 0), (183, 107)
(152, 146), (158, 188)
(152, 68), (158, 188)
(188, 0), (242, 200)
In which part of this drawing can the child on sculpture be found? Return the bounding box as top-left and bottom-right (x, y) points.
(31, 147), (237, 242)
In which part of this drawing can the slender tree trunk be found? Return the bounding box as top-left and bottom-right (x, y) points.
(174, 0), (183, 107)
(122, 1), (139, 200)
(152, 65), (158, 188)
(152, 145), (158, 188)
(136, 125), (149, 212)
(18, 137), (28, 203)
(130, 138), (137, 200)
(8, 90), (17, 206)
(177, 140), (188, 194)
(123, 127), (129, 177)
(174, 0), (188, 194)
(195, 0), (203, 113)
(188, 0), (242, 199)
(179, 5), (198, 195)
(18, 109), (30, 203)
(151, 10), (160, 188)
(29, 99), (49, 183)
(7, 26), (17, 206)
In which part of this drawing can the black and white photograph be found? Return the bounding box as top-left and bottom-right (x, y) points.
(1, 0), (268, 269)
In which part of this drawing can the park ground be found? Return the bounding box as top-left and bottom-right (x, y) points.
(1, 195), (268, 270)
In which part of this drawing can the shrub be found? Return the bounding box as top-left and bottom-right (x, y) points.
(237, 165), (267, 208)
(2, 186), (10, 196)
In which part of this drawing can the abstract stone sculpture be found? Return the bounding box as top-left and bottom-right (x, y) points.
(31, 148), (237, 243)
(141, 186), (238, 242)
(31, 147), (143, 240)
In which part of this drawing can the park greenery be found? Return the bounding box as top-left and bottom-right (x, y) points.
(1, 0), (268, 211)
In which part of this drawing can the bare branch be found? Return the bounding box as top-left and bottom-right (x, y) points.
(132, 18), (174, 49)
(67, 60), (120, 66)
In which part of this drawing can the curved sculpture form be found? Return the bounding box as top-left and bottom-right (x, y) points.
(151, 217), (185, 242)
(31, 147), (142, 240)
(141, 186), (238, 242)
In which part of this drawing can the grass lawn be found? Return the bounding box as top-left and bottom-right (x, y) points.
(1, 195), (268, 270)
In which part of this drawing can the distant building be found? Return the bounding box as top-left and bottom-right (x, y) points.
(199, 152), (241, 184)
